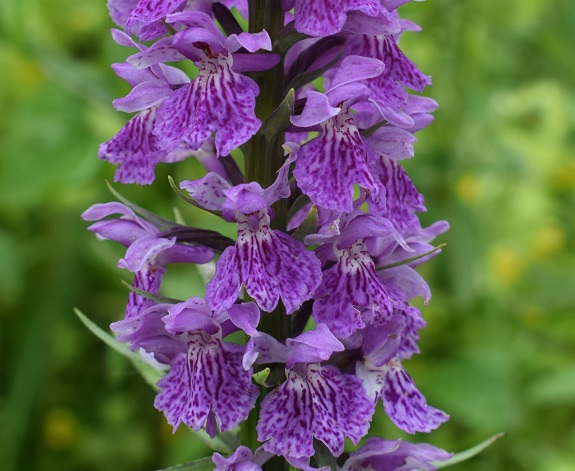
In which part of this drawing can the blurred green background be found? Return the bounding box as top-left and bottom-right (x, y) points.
(1, 0), (574, 470)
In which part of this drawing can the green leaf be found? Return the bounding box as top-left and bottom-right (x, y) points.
(360, 118), (388, 137)
(106, 180), (178, 232)
(375, 244), (446, 271)
(74, 308), (163, 390)
(293, 205), (318, 242)
(120, 279), (183, 305)
(253, 367), (271, 386)
(262, 88), (295, 142)
(187, 429), (238, 454)
(155, 457), (214, 471)
(435, 433), (506, 468)
(168, 176), (223, 218)
(275, 22), (309, 55)
(285, 52), (343, 92)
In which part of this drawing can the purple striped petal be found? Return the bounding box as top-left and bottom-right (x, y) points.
(293, 0), (381, 36)
(207, 213), (321, 313)
(257, 364), (374, 458)
(180, 172), (231, 211)
(356, 358), (449, 434)
(99, 108), (166, 185)
(293, 110), (383, 212)
(125, 264), (166, 319)
(397, 306), (426, 360)
(313, 242), (395, 338)
(111, 302), (184, 363)
(154, 54), (261, 156)
(349, 34), (431, 93)
(154, 333), (258, 434)
(205, 246), (242, 312)
(370, 156), (425, 232)
(127, 0), (184, 33)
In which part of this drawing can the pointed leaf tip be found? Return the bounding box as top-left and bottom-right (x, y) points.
(435, 432), (506, 468)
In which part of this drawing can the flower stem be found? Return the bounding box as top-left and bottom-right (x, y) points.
(244, 4), (291, 469)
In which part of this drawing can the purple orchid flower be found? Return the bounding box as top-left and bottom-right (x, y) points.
(181, 154), (322, 314)
(345, 28), (432, 128)
(99, 30), (195, 184)
(291, 55), (391, 212)
(125, 11), (278, 157)
(110, 0), (250, 41)
(341, 438), (453, 471)
(354, 314), (449, 434)
(82, 202), (213, 319)
(213, 445), (330, 471)
(248, 324), (374, 458)
(304, 203), (410, 338)
(154, 298), (260, 437)
(290, 0), (401, 37)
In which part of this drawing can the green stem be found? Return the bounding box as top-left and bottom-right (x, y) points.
(244, 4), (290, 470)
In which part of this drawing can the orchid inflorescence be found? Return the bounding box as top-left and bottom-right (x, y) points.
(82, 1), (458, 469)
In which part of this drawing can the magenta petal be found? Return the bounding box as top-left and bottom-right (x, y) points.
(356, 358), (449, 434)
(154, 54), (261, 156)
(127, 0), (185, 31)
(285, 324), (344, 369)
(313, 242), (395, 338)
(293, 0), (381, 36)
(154, 334), (258, 433)
(227, 303), (261, 337)
(124, 264), (167, 319)
(208, 214), (321, 314)
(293, 111), (382, 212)
(180, 172), (231, 211)
(257, 364), (374, 458)
(224, 31), (272, 53)
(329, 55), (385, 90)
(343, 437), (453, 471)
(99, 108), (166, 185)
(206, 246), (242, 313)
(370, 156), (425, 232)
(291, 91), (340, 128)
(113, 80), (173, 113)
(243, 333), (288, 370)
(118, 234), (176, 272)
(127, 37), (186, 70)
(213, 446), (264, 471)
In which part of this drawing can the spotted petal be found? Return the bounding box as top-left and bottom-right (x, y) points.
(356, 358), (449, 434)
(207, 213), (321, 313)
(293, 0), (382, 36)
(99, 108), (167, 185)
(154, 333), (258, 434)
(126, 0), (184, 36)
(369, 155), (425, 232)
(257, 364), (374, 458)
(293, 110), (382, 212)
(154, 54), (261, 156)
(313, 242), (395, 338)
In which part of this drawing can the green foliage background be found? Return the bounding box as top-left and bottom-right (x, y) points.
(1, 0), (574, 470)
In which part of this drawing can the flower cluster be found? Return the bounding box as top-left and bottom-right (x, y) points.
(83, 1), (454, 469)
